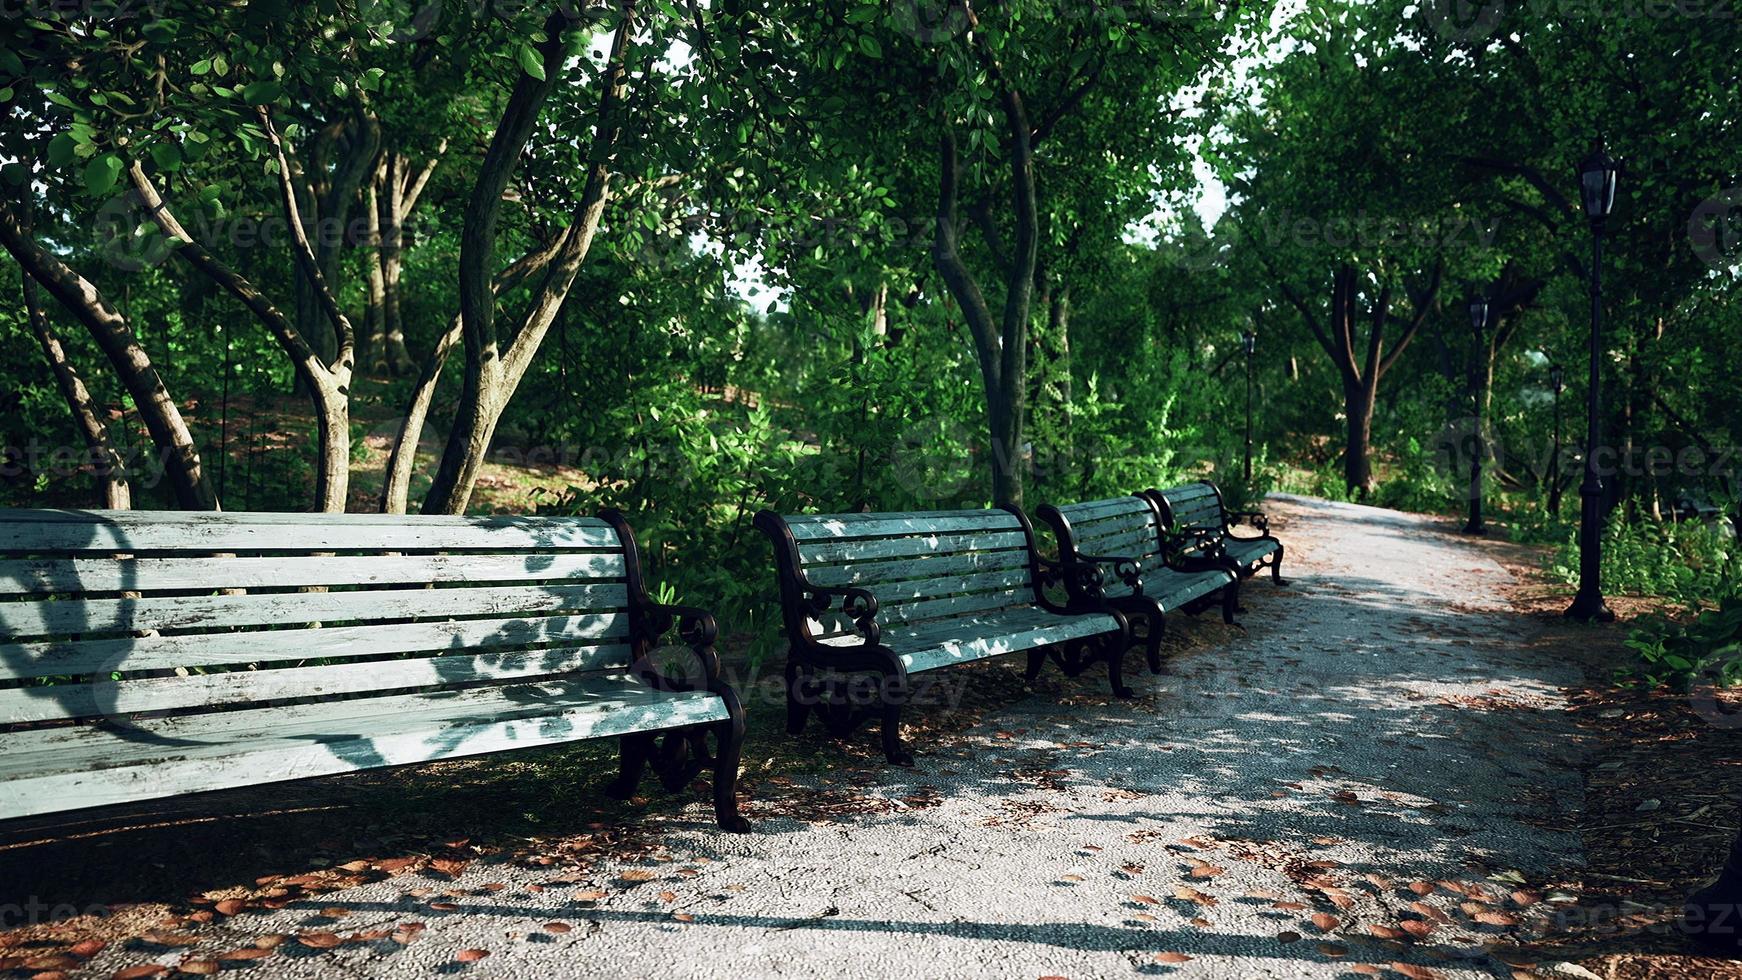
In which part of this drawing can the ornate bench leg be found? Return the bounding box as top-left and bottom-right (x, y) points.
(606, 732), (656, 800)
(784, 658), (812, 735)
(1102, 633), (1136, 700)
(878, 671), (914, 767)
(1222, 580), (1242, 625)
(1271, 543), (1289, 586)
(1024, 649), (1046, 682)
(1144, 615), (1166, 675)
(710, 686), (752, 833)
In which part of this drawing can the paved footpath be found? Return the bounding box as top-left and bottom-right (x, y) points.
(61, 496), (1591, 979)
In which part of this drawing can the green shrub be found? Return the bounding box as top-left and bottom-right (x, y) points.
(1549, 515), (1740, 603)
(1625, 596), (1742, 691)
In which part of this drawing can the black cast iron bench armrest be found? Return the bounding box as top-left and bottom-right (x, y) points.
(1075, 552), (1144, 593)
(1036, 556), (1114, 612)
(1226, 510), (1271, 534)
(805, 583), (882, 647)
(634, 602), (725, 693)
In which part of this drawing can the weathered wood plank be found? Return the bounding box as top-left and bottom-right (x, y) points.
(0, 582), (628, 640)
(0, 678), (727, 820)
(0, 611), (632, 681)
(0, 512), (621, 554)
(0, 642), (633, 724)
(0, 552), (626, 596)
(802, 548), (1030, 588)
(784, 512), (1019, 542)
(1055, 496), (1150, 522)
(796, 531), (1028, 567)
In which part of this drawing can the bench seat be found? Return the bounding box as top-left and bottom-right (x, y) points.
(1139, 566), (1237, 612)
(822, 606), (1122, 674)
(1223, 535), (1282, 574)
(0, 676), (727, 821)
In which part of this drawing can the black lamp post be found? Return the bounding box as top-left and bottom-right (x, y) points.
(1242, 328), (1257, 483)
(1465, 295), (1489, 536)
(1549, 363), (1564, 517)
(1566, 148), (1617, 623)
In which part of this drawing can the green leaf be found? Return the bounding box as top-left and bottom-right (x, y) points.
(47, 134), (78, 169)
(241, 80), (282, 104)
(83, 153), (122, 198)
(190, 59), (212, 76)
(516, 42), (547, 81)
(858, 35), (882, 59)
(149, 142), (183, 172)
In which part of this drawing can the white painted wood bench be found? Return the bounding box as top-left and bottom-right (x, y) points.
(1149, 481), (1287, 586)
(1037, 494), (1239, 672)
(754, 507), (1131, 764)
(0, 509), (749, 832)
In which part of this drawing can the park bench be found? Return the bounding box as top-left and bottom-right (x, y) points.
(754, 507), (1132, 764)
(1037, 494), (1239, 673)
(0, 509), (749, 832)
(1148, 482), (1286, 585)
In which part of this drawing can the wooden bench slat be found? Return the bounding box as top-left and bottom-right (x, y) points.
(796, 531), (1029, 566)
(784, 512), (1020, 541)
(0, 582), (628, 640)
(801, 548), (1030, 588)
(0, 553), (626, 596)
(0, 612), (632, 682)
(0, 677), (727, 820)
(876, 588), (1028, 626)
(1073, 518), (1160, 554)
(0, 512), (621, 554)
(0, 642), (633, 725)
(1054, 496), (1151, 522)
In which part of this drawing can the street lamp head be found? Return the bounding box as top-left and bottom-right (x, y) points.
(1468, 296), (1489, 333)
(1242, 329), (1256, 356)
(1550, 363), (1563, 392)
(1578, 148), (1618, 221)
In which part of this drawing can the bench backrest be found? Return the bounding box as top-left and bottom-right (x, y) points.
(0, 510), (647, 729)
(1149, 482), (1231, 555)
(757, 509), (1041, 644)
(1036, 496), (1163, 600)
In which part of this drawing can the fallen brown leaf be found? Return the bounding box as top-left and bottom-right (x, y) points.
(1400, 920), (1435, 939)
(1310, 913), (1339, 932)
(1154, 952), (1192, 963)
(455, 949), (490, 963)
(297, 932), (343, 950)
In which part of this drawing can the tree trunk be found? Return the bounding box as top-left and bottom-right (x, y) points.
(22, 262), (131, 508)
(930, 78), (1040, 510)
(1344, 378), (1377, 498)
(364, 170), (391, 375)
(290, 112), (381, 370)
(0, 205), (216, 510)
(421, 8), (635, 515)
(380, 239), (564, 514)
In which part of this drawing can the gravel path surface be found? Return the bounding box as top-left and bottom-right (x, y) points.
(60, 495), (1590, 979)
